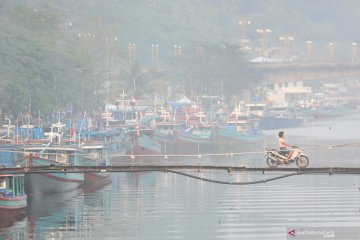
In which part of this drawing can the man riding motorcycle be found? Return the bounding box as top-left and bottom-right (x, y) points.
(278, 131), (300, 164)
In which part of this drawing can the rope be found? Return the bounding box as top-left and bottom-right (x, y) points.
(164, 169), (304, 185)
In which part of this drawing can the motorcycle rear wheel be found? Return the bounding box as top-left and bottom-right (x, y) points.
(266, 156), (278, 168)
(296, 155), (309, 168)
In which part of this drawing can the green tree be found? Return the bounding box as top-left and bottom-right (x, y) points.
(0, 6), (98, 116)
(174, 43), (261, 100)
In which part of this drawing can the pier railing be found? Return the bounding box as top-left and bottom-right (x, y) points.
(1, 140), (359, 173)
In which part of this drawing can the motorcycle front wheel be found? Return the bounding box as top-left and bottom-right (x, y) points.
(296, 155), (309, 168)
(266, 155), (278, 168)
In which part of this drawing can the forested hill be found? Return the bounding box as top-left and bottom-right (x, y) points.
(0, 0), (359, 115)
(40, 0), (360, 52)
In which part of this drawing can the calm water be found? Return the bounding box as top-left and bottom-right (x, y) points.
(1, 112), (360, 240)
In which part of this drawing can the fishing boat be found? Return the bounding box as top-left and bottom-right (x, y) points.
(0, 117), (16, 144)
(14, 145), (84, 194)
(246, 103), (266, 117)
(43, 122), (66, 139)
(217, 103), (263, 142)
(80, 127), (131, 158)
(176, 121), (215, 144)
(104, 93), (149, 129)
(259, 106), (303, 129)
(0, 174), (27, 210)
(153, 106), (185, 144)
(153, 121), (184, 143)
(173, 120), (216, 155)
(0, 173), (27, 230)
(218, 119), (263, 143)
(101, 111), (125, 129)
(131, 134), (161, 156)
(80, 144), (111, 188)
(0, 145), (27, 210)
(175, 105), (217, 144)
(311, 105), (344, 119)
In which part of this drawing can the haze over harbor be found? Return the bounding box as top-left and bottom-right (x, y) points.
(1, 1), (360, 239)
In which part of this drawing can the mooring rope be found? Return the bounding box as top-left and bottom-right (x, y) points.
(163, 169), (304, 185)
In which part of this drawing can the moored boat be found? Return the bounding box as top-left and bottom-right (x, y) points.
(175, 121), (216, 144)
(0, 145), (27, 211)
(80, 144), (112, 188)
(14, 145), (84, 194)
(217, 103), (263, 142)
(130, 134), (161, 156)
(0, 174), (27, 210)
(259, 106), (303, 129)
(311, 105), (344, 119)
(153, 121), (185, 143)
(80, 127), (131, 159)
(175, 103), (217, 144)
(218, 119), (263, 143)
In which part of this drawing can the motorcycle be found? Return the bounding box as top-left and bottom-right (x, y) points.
(265, 146), (309, 168)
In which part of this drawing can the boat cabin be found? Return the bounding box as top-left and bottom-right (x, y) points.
(156, 122), (184, 134)
(16, 146), (83, 167)
(0, 174), (26, 199)
(191, 123), (214, 138)
(246, 103), (266, 117)
(80, 144), (110, 166)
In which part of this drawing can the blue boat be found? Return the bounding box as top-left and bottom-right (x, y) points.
(176, 122), (216, 144)
(150, 106), (185, 155)
(80, 144), (112, 188)
(15, 145), (84, 194)
(80, 128), (131, 158)
(132, 134), (161, 156)
(153, 121), (185, 143)
(103, 104), (149, 129)
(217, 104), (263, 142)
(218, 119), (263, 142)
(0, 145), (27, 210)
(259, 106), (303, 129)
(312, 105), (344, 119)
(0, 174), (27, 210)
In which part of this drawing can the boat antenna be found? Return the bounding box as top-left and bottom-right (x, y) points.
(37, 110), (41, 139)
(78, 112), (86, 147)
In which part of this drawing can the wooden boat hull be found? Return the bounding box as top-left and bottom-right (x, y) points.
(218, 127), (264, 143)
(25, 173), (83, 194)
(0, 174), (27, 210)
(15, 156), (84, 194)
(0, 195), (27, 210)
(153, 131), (176, 143)
(131, 135), (161, 156)
(0, 208), (26, 230)
(175, 131), (214, 145)
(82, 172), (111, 190)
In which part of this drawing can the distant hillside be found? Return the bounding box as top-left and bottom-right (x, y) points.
(43, 0), (360, 59)
(0, 0), (359, 115)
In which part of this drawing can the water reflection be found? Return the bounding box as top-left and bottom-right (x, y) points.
(0, 113), (360, 239)
(0, 208), (26, 230)
(0, 172), (359, 239)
